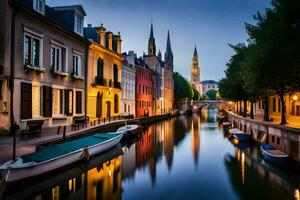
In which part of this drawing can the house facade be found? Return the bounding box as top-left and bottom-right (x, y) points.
(121, 51), (136, 117)
(135, 58), (153, 117)
(84, 24), (123, 120)
(0, 0), (88, 131)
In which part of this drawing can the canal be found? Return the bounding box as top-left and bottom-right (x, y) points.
(3, 109), (300, 200)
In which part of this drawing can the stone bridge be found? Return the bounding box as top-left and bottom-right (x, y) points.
(176, 100), (229, 113)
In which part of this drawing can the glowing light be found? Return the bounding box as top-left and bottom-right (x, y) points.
(292, 95), (299, 101)
(241, 152), (245, 185)
(295, 189), (300, 200)
(108, 170), (112, 177)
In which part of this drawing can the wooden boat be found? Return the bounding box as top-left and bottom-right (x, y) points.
(260, 144), (288, 165)
(117, 124), (139, 137)
(0, 132), (123, 184)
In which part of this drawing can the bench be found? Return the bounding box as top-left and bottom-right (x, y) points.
(71, 116), (89, 131)
(20, 120), (44, 139)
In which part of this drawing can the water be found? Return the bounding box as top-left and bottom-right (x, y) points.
(3, 109), (300, 200)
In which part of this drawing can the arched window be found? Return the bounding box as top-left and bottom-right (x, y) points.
(96, 92), (102, 118)
(97, 58), (104, 79)
(114, 94), (119, 113)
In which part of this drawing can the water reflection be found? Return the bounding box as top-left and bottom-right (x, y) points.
(3, 109), (300, 200)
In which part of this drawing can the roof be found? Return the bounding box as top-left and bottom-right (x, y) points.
(52, 5), (86, 16)
(201, 80), (219, 85)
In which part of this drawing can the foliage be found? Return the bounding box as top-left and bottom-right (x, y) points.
(219, 0), (300, 124)
(173, 72), (194, 102)
(206, 89), (217, 100)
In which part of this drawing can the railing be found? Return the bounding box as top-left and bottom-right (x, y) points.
(94, 77), (107, 86)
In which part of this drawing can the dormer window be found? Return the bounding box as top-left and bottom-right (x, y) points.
(75, 13), (83, 35)
(33, 0), (45, 15)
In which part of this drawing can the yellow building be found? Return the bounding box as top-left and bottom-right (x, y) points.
(85, 24), (123, 120)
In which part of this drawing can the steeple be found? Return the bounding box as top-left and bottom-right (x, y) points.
(148, 22), (156, 56)
(191, 45), (200, 85)
(150, 23), (154, 39)
(158, 49), (162, 60)
(164, 30), (173, 70)
(193, 45), (198, 59)
(166, 30), (172, 54)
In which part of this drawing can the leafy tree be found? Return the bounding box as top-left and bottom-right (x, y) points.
(173, 72), (194, 103)
(206, 89), (217, 100)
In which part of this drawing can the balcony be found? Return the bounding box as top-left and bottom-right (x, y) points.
(108, 79), (121, 89)
(94, 77), (107, 86)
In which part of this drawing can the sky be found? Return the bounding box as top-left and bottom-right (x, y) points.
(49, 0), (271, 81)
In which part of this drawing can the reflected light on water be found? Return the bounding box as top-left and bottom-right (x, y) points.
(241, 152), (245, 185)
(295, 189), (300, 200)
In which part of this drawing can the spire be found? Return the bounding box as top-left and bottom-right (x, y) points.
(193, 45), (198, 59)
(150, 22), (154, 39)
(158, 49), (162, 60)
(148, 21), (156, 56)
(166, 30), (172, 54)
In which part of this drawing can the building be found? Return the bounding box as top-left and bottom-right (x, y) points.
(121, 51), (136, 117)
(0, 0), (88, 131)
(143, 23), (174, 115)
(190, 46), (202, 95)
(84, 24), (123, 120)
(163, 31), (175, 113)
(201, 80), (219, 95)
(135, 58), (153, 117)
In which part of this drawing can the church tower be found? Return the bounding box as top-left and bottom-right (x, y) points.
(148, 23), (156, 56)
(164, 30), (173, 70)
(191, 45), (200, 85)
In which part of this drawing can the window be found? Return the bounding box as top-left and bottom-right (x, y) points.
(73, 54), (82, 77)
(32, 85), (40, 118)
(76, 91), (83, 114)
(277, 137), (280, 145)
(75, 13), (83, 35)
(65, 90), (73, 116)
(97, 58), (104, 79)
(272, 97), (276, 112)
(43, 86), (52, 117)
(24, 34), (42, 67)
(114, 94), (119, 113)
(113, 64), (118, 83)
(124, 104), (126, 113)
(271, 135), (275, 143)
(278, 98), (281, 113)
(53, 88), (64, 115)
(33, 0), (45, 14)
(51, 44), (67, 72)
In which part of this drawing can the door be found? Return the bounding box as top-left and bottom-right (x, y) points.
(106, 101), (111, 118)
(96, 92), (102, 118)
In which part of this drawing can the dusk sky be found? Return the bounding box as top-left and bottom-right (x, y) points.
(50, 0), (271, 81)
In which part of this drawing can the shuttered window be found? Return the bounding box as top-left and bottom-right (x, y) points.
(43, 86), (52, 117)
(21, 82), (32, 119)
(76, 91), (82, 114)
(65, 89), (73, 116)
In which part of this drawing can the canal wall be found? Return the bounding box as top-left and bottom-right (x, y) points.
(36, 114), (172, 148)
(225, 111), (300, 162)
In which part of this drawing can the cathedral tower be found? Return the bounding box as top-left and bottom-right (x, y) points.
(148, 23), (156, 56)
(191, 45), (200, 84)
(164, 30), (173, 70)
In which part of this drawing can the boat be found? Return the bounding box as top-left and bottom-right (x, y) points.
(0, 132), (123, 184)
(260, 144), (288, 165)
(228, 128), (251, 142)
(3, 145), (123, 199)
(117, 124), (139, 137)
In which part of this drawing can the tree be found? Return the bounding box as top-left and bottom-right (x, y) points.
(206, 90), (217, 100)
(244, 0), (300, 124)
(173, 72), (194, 103)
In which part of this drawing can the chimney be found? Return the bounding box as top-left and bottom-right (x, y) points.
(87, 24), (92, 28)
(96, 23), (106, 46)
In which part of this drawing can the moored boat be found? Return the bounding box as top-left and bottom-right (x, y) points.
(117, 124), (139, 137)
(228, 128), (251, 142)
(0, 132), (123, 184)
(260, 144), (288, 165)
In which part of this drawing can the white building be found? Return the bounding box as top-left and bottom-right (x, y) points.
(201, 80), (219, 95)
(121, 51), (136, 117)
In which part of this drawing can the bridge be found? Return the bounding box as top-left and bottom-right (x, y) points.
(176, 100), (229, 113)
